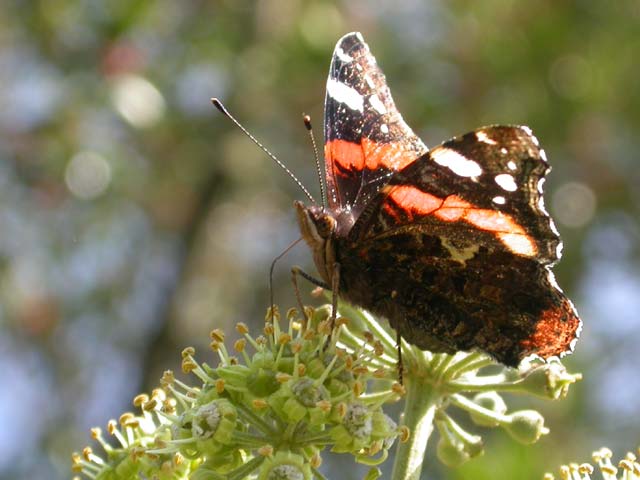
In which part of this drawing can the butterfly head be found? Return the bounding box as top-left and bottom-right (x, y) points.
(294, 201), (336, 243)
(294, 201), (338, 285)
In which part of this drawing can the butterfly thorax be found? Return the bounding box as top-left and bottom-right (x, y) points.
(294, 201), (339, 286)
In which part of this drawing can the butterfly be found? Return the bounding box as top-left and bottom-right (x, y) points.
(294, 32), (581, 368)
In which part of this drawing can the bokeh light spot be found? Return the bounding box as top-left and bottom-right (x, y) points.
(65, 151), (112, 200)
(552, 181), (596, 228)
(176, 64), (228, 116)
(549, 55), (592, 100)
(110, 74), (165, 128)
(299, 4), (345, 49)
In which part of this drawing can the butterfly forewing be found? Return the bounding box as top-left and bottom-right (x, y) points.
(351, 126), (561, 265)
(323, 32), (428, 217)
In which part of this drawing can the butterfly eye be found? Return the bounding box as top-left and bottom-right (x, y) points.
(315, 214), (337, 238)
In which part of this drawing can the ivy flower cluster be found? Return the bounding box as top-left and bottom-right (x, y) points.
(545, 447), (640, 480)
(72, 302), (581, 480)
(73, 306), (405, 480)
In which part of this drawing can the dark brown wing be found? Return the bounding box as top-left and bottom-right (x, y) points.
(337, 126), (581, 365)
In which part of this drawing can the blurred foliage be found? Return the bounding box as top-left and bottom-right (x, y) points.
(1, 1), (639, 479)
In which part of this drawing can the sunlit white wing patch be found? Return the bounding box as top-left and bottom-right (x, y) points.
(432, 148), (483, 177)
(326, 78), (363, 112)
(494, 173), (517, 192)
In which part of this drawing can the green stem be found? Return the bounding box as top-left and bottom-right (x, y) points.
(391, 376), (440, 480)
(228, 455), (265, 480)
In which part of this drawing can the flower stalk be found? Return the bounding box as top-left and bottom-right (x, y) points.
(391, 373), (438, 479)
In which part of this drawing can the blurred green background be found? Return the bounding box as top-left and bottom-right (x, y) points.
(1, 1), (639, 479)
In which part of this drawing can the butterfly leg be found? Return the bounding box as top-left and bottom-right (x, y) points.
(396, 330), (404, 385)
(291, 265), (330, 330)
(330, 262), (340, 332)
(268, 238), (303, 321)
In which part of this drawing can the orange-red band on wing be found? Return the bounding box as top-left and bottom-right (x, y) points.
(325, 138), (417, 173)
(385, 185), (537, 257)
(519, 305), (581, 358)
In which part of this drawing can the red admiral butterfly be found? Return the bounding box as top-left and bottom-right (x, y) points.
(293, 32), (581, 368)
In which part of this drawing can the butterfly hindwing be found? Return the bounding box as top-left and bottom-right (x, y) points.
(337, 220), (579, 366)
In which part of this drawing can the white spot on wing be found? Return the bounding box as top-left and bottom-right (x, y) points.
(531, 135), (540, 147)
(380, 124), (389, 134)
(521, 125), (534, 137)
(476, 130), (497, 145)
(369, 94), (387, 114)
(569, 336), (579, 351)
(495, 173), (517, 191)
(364, 75), (375, 89)
(432, 148), (483, 177)
(500, 147), (508, 154)
(546, 270), (562, 292)
(538, 195), (550, 216)
(326, 79), (364, 112)
(521, 126), (541, 147)
(537, 177), (546, 194)
(540, 149), (548, 161)
(568, 313), (582, 350)
(507, 161), (517, 171)
(335, 47), (352, 63)
(492, 196), (506, 205)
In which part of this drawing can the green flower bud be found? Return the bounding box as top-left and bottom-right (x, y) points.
(258, 451), (312, 480)
(308, 404), (331, 426)
(189, 399), (238, 456)
(331, 403), (374, 453)
(344, 403), (373, 440)
(436, 435), (470, 467)
(371, 411), (398, 450)
(292, 378), (329, 407)
(247, 367), (280, 397)
(363, 467), (382, 480)
(281, 396), (309, 423)
(305, 357), (328, 380)
(504, 410), (548, 444)
(269, 378), (330, 423)
(330, 424), (355, 453)
(469, 392), (507, 427)
(436, 412), (484, 467)
(171, 413), (194, 442)
(253, 350), (276, 369)
(519, 362), (582, 399)
(112, 451), (140, 477)
(197, 385), (222, 405)
(462, 433), (484, 459)
(310, 305), (331, 326)
(198, 449), (245, 474)
(277, 356), (296, 375)
(326, 376), (352, 396)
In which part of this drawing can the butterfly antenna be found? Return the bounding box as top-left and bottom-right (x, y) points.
(212, 98), (316, 204)
(303, 114), (326, 210)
